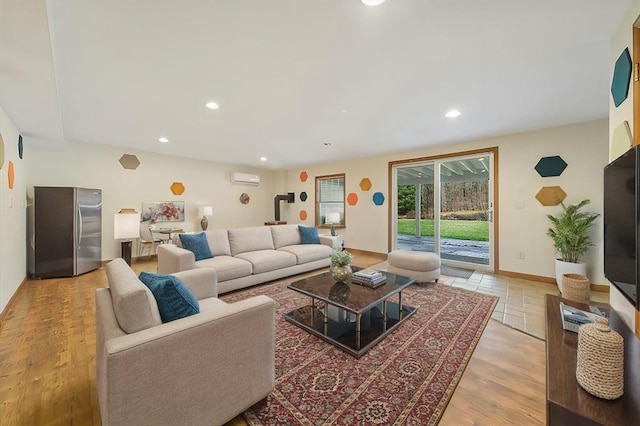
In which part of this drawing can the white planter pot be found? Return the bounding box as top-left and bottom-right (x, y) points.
(554, 259), (587, 293)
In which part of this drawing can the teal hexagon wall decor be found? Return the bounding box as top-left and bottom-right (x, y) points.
(300, 191), (308, 202)
(611, 48), (632, 108)
(18, 135), (23, 159)
(534, 156), (567, 177)
(372, 192), (385, 206)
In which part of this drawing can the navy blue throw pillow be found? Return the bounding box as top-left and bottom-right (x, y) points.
(299, 225), (321, 244)
(139, 272), (200, 323)
(179, 232), (213, 261)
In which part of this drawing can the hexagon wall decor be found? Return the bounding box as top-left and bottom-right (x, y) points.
(372, 192), (385, 206)
(347, 192), (359, 206)
(8, 161), (14, 189)
(300, 191), (308, 202)
(299, 171), (308, 182)
(611, 48), (632, 107)
(535, 186), (566, 206)
(18, 135), (23, 159)
(170, 181), (185, 195)
(610, 121), (632, 160)
(534, 156), (567, 177)
(359, 178), (372, 191)
(299, 210), (308, 221)
(119, 154), (141, 170)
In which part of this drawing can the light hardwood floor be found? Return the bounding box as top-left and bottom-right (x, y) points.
(0, 254), (548, 425)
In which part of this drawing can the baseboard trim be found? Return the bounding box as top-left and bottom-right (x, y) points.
(0, 276), (28, 333)
(498, 270), (610, 293)
(497, 270), (556, 284)
(345, 247), (387, 262)
(590, 284), (610, 293)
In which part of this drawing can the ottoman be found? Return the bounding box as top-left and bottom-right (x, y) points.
(387, 250), (440, 283)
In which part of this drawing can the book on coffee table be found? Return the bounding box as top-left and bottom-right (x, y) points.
(352, 269), (387, 288)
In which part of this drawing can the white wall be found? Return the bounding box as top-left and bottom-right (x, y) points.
(609, 0), (640, 331)
(283, 119), (608, 285)
(26, 140), (282, 261)
(0, 108), (29, 312)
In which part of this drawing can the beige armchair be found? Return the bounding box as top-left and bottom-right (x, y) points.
(96, 258), (276, 426)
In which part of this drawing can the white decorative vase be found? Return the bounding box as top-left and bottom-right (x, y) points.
(554, 259), (587, 293)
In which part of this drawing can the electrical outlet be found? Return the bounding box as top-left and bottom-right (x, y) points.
(518, 250), (525, 259)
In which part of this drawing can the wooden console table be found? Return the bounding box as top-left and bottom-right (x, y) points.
(545, 294), (640, 425)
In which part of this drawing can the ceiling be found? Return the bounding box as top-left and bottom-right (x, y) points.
(0, 0), (631, 170)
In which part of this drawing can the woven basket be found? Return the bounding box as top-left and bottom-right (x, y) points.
(562, 273), (590, 304)
(576, 317), (624, 400)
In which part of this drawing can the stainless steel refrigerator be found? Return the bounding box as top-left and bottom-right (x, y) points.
(29, 187), (102, 278)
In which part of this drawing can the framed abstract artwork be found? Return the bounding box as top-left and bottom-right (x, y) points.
(141, 201), (185, 222)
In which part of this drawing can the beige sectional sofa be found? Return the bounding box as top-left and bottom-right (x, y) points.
(157, 224), (334, 294)
(96, 258), (276, 426)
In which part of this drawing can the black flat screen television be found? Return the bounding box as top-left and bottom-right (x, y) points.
(604, 145), (639, 309)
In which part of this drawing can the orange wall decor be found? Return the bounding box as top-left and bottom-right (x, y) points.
(300, 171), (308, 182)
(359, 178), (372, 191)
(347, 192), (359, 206)
(8, 161), (14, 189)
(170, 181), (185, 195)
(299, 210), (308, 220)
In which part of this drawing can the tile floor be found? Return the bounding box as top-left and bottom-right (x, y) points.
(442, 271), (608, 340)
(372, 261), (609, 340)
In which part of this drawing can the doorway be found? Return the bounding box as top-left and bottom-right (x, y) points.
(390, 149), (497, 272)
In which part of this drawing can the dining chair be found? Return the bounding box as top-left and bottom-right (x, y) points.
(137, 223), (162, 259)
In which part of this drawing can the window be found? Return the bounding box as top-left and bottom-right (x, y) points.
(315, 173), (345, 228)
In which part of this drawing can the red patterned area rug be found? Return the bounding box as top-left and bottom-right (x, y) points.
(221, 280), (498, 425)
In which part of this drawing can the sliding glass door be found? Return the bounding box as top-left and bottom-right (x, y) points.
(391, 151), (494, 271)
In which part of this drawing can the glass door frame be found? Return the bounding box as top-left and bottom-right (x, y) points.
(388, 147), (499, 272)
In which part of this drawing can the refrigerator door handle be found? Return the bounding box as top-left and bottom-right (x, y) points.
(77, 206), (83, 248)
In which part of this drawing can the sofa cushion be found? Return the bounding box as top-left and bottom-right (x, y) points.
(235, 250), (297, 274)
(139, 272), (200, 323)
(278, 244), (333, 264)
(228, 227), (274, 256)
(173, 229), (232, 256)
(298, 225), (320, 244)
(179, 232), (214, 261)
(270, 224), (302, 249)
(106, 258), (162, 333)
(195, 255), (253, 282)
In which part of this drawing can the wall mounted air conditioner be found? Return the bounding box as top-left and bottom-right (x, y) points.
(231, 172), (260, 185)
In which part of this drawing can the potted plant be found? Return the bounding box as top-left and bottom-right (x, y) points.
(546, 199), (600, 292)
(330, 249), (353, 282)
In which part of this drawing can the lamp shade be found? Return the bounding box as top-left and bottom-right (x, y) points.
(327, 212), (341, 224)
(198, 206), (213, 217)
(114, 210), (140, 239)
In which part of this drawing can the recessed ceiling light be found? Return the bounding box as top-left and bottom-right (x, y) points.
(158, 137), (169, 143)
(205, 101), (219, 110)
(445, 109), (462, 118)
(260, 157), (267, 162)
(324, 142), (332, 146)
(362, 0), (385, 5)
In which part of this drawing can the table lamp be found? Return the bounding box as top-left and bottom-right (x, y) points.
(114, 208), (140, 265)
(198, 206), (213, 231)
(327, 212), (341, 237)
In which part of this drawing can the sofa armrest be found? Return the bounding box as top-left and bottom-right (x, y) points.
(157, 244), (195, 274)
(100, 295), (276, 426)
(173, 268), (218, 299)
(319, 235), (335, 248)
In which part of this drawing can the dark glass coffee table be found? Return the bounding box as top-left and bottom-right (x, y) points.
(283, 267), (417, 358)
